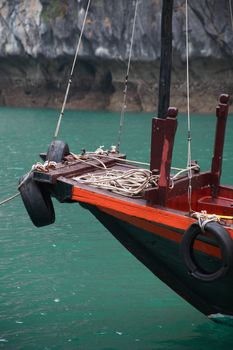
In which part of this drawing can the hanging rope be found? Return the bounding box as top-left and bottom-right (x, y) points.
(0, 171), (33, 206)
(229, 0), (233, 30)
(0, 192), (20, 206)
(0, 162), (57, 206)
(117, 0), (140, 152)
(185, 0), (192, 213)
(54, 0), (92, 139)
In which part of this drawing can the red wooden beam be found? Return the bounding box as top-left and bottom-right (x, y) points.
(148, 107), (178, 205)
(211, 94), (230, 198)
(157, 107), (178, 205)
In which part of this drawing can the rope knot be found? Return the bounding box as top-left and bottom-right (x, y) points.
(32, 161), (57, 173)
(192, 211), (220, 233)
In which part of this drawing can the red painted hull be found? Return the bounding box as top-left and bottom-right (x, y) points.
(72, 185), (233, 259)
(70, 183), (233, 318)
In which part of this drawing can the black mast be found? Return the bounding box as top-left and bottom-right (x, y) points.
(158, 0), (174, 119)
(149, 0), (177, 205)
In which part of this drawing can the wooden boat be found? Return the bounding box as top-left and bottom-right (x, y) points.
(19, 0), (233, 325)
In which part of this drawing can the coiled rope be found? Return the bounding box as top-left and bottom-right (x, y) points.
(73, 163), (200, 198)
(0, 143), (200, 205)
(71, 147), (200, 197)
(54, 0), (92, 139)
(74, 168), (159, 197)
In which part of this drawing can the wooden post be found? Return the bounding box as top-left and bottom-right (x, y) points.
(157, 107), (178, 206)
(150, 117), (167, 172)
(211, 94), (230, 198)
(147, 0), (176, 205)
(147, 108), (178, 204)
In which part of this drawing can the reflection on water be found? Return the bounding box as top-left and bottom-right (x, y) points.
(0, 107), (233, 349)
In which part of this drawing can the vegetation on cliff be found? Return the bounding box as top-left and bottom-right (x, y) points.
(0, 0), (232, 112)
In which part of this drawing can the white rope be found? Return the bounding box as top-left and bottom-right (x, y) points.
(0, 161), (58, 206)
(31, 161), (57, 172)
(0, 192), (20, 206)
(95, 153), (151, 167)
(54, 0), (92, 139)
(70, 149), (151, 167)
(18, 171), (32, 189)
(171, 164), (200, 180)
(83, 151), (198, 173)
(0, 170), (32, 206)
(192, 211), (220, 232)
(169, 164), (200, 189)
(70, 148), (200, 177)
(117, 0), (140, 152)
(185, 0), (192, 213)
(72, 148), (200, 197)
(74, 168), (159, 197)
(70, 152), (107, 170)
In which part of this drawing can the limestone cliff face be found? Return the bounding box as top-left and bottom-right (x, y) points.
(0, 0), (233, 112)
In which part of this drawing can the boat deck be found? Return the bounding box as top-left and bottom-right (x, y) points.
(32, 152), (233, 232)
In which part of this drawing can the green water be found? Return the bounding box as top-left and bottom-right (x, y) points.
(0, 107), (233, 349)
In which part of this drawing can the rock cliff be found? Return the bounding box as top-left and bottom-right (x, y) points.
(0, 0), (233, 112)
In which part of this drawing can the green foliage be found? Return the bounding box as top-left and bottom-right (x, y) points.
(41, 0), (68, 22)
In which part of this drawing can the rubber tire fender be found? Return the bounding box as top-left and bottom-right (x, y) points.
(19, 173), (55, 227)
(180, 222), (233, 282)
(46, 140), (70, 163)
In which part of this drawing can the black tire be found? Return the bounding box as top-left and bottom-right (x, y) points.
(180, 222), (233, 282)
(19, 173), (55, 227)
(46, 140), (70, 163)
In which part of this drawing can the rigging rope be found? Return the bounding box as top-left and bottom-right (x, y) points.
(229, 0), (233, 30)
(0, 162), (57, 206)
(117, 0), (139, 152)
(0, 170), (34, 206)
(0, 192), (20, 206)
(185, 0), (192, 213)
(54, 0), (92, 139)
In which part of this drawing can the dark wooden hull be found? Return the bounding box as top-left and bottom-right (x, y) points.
(82, 202), (233, 319)
(27, 144), (233, 325)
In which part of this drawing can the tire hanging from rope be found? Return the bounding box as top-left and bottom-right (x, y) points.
(181, 0), (233, 282)
(181, 222), (233, 282)
(16, 3), (93, 226)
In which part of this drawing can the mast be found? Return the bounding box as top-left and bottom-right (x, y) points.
(158, 0), (174, 119)
(148, 0), (177, 205)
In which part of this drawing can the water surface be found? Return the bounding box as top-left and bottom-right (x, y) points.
(0, 107), (233, 349)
